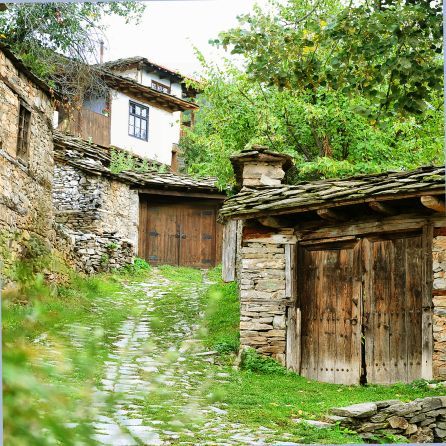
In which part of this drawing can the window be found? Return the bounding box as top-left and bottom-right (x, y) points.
(151, 80), (171, 95)
(128, 101), (149, 141)
(17, 103), (31, 162)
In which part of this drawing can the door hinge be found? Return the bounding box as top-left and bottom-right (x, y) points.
(149, 230), (159, 237)
(202, 234), (213, 240)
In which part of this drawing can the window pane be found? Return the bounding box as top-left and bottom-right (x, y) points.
(129, 103), (135, 114)
(141, 108), (147, 118)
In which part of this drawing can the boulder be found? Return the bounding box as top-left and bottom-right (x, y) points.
(388, 416), (409, 430)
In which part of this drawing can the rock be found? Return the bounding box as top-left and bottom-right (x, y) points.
(331, 402), (377, 418)
(325, 415), (350, 424)
(410, 426), (434, 443)
(420, 417), (436, 427)
(421, 397), (443, 412)
(383, 401), (422, 417)
(388, 416), (409, 430)
(370, 412), (390, 423)
(292, 419), (332, 429)
(435, 427), (446, 438)
(358, 422), (388, 432)
(374, 399), (401, 409)
(409, 413), (426, 423)
(405, 424), (418, 435)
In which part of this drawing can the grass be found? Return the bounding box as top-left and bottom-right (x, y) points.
(200, 267), (446, 444)
(3, 258), (152, 445)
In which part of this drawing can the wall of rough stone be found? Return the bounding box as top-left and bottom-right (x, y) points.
(0, 48), (55, 273)
(433, 227), (446, 379)
(53, 163), (139, 272)
(239, 230), (294, 365)
(328, 396), (446, 443)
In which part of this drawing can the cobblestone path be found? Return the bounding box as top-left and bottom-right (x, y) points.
(88, 270), (281, 446)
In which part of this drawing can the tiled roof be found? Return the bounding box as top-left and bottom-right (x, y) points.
(220, 166), (445, 221)
(53, 131), (221, 194)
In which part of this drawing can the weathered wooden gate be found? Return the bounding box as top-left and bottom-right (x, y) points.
(296, 231), (428, 385)
(139, 201), (221, 268)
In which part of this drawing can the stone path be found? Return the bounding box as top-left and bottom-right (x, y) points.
(84, 270), (284, 446)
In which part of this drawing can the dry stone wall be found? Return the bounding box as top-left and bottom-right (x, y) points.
(239, 230), (293, 365)
(53, 163), (139, 273)
(0, 48), (55, 273)
(433, 228), (446, 379)
(328, 397), (446, 443)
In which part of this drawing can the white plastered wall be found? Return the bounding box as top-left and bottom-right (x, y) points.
(109, 90), (181, 165)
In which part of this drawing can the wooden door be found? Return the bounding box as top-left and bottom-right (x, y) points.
(179, 206), (217, 268)
(363, 233), (424, 384)
(299, 240), (362, 385)
(142, 204), (179, 266)
(139, 199), (220, 268)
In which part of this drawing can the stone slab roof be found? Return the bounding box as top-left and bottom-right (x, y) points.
(53, 131), (222, 194)
(220, 166), (445, 221)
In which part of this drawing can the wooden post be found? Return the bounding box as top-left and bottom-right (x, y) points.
(421, 224), (434, 380)
(222, 220), (237, 282)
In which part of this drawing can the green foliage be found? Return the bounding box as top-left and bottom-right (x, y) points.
(182, 64), (442, 187)
(109, 149), (168, 175)
(217, 0), (442, 116)
(201, 273), (240, 354)
(3, 264), (131, 445)
(240, 348), (288, 375)
(120, 257), (151, 277)
(183, 1), (443, 188)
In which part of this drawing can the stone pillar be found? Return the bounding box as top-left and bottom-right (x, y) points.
(433, 228), (446, 379)
(230, 145), (293, 188)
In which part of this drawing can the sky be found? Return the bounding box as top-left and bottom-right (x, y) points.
(101, 0), (272, 78)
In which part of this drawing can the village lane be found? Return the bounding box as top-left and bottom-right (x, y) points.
(88, 269), (282, 446)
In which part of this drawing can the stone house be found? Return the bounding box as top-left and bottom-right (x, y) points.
(53, 132), (225, 272)
(0, 43), (58, 273)
(220, 146), (446, 385)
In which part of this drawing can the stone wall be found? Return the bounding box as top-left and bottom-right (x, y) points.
(433, 228), (446, 379)
(328, 397), (446, 443)
(239, 230), (293, 365)
(53, 163), (139, 273)
(0, 48), (55, 274)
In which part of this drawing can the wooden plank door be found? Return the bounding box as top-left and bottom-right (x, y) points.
(144, 204), (179, 266)
(299, 240), (362, 384)
(363, 233), (424, 384)
(179, 205), (217, 268)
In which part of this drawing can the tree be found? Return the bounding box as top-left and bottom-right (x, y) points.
(182, 0), (443, 188)
(217, 0), (443, 117)
(0, 3), (145, 100)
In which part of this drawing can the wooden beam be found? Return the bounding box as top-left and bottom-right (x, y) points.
(317, 208), (347, 221)
(137, 188), (226, 200)
(369, 200), (396, 216)
(421, 195), (446, 213)
(258, 216), (293, 228)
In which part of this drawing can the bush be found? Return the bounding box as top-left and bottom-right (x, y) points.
(240, 348), (288, 375)
(120, 257), (151, 276)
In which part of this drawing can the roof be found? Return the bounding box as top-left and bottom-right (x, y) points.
(53, 131), (222, 194)
(100, 56), (193, 85)
(219, 166), (445, 221)
(0, 42), (61, 100)
(99, 56), (199, 97)
(100, 69), (198, 113)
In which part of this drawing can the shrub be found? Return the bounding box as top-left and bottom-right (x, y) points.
(240, 348), (288, 375)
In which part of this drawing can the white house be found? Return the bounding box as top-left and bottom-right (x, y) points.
(60, 57), (198, 167)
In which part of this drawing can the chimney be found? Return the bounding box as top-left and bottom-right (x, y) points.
(230, 145), (293, 189)
(99, 40), (104, 64)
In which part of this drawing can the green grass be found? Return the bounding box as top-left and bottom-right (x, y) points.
(201, 268), (446, 444)
(3, 263), (152, 445)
